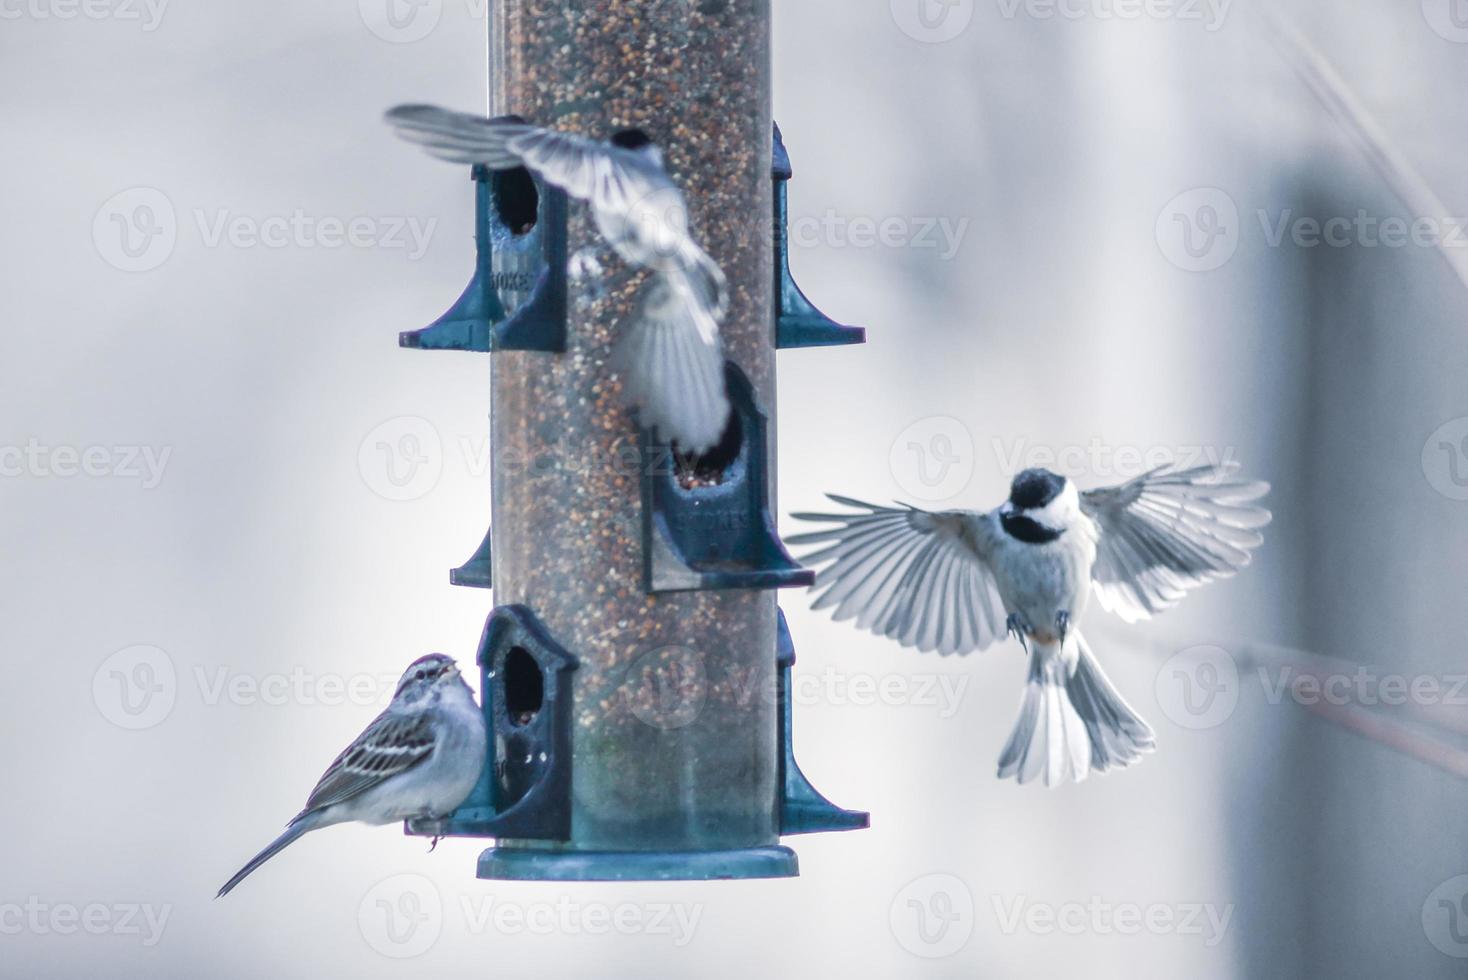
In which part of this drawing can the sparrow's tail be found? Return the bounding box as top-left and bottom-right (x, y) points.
(997, 631), (1156, 787)
(216, 814), (320, 898)
(614, 270), (730, 454)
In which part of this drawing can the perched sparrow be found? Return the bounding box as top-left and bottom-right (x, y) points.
(385, 104), (731, 454)
(791, 463), (1271, 786)
(217, 654), (486, 897)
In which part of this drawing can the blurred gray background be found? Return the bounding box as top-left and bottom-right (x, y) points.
(5, 0), (1468, 976)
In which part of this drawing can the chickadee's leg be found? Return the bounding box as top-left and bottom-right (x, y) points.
(1005, 613), (1033, 656)
(1055, 611), (1071, 649)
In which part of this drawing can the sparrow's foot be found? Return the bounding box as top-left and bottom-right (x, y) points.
(428, 835), (444, 853)
(1055, 611), (1071, 649)
(1006, 613), (1033, 656)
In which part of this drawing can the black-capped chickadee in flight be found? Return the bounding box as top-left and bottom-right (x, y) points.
(790, 462), (1271, 786)
(385, 104), (731, 454)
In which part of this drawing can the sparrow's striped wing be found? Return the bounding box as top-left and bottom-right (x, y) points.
(1080, 462), (1271, 623)
(385, 104), (665, 218)
(297, 711), (436, 817)
(789, 497), (1008, 656)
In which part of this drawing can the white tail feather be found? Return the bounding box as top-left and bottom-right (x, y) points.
(998, 631), (1156, 787)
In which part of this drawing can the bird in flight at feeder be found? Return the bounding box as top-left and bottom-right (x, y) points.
(790, 462), (1271, 787)
(385, 104), (732, 454)
(217, 654), (486, 897)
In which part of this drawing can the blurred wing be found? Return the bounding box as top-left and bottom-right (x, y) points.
(384, 104), (535, 169)
(298, 712), (436, 816)
(788, 497), (1007, 656)
(385, 104), (662, 216)
(615, 276), (729, 453)
(1081, 462), (1272, 623)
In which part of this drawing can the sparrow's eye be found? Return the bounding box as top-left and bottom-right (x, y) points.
(415, 670), (426, 681)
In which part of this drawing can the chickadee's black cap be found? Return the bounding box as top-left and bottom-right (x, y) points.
(1010, 468), (1066, 510)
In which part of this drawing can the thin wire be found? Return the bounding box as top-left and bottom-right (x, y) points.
(1260, 6), (1468, 296)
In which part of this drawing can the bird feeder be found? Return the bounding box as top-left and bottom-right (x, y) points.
(398, 0), (866, 881)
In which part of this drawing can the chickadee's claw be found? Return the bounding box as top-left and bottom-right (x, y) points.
(428, 835), (443, 853)
(1055, 611), (1071, 649)
(1006, 613), (1032, 656)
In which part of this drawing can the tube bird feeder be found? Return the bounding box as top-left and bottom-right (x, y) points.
(399, 0), (866, 881)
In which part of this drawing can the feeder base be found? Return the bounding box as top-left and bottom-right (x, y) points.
(477, 845), (799, 882)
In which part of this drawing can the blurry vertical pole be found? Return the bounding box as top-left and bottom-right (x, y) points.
(487, 2), (783, 864)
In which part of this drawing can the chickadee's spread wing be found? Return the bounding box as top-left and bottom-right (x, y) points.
(297, 712), (436, 817)
(1080, 462), (1271, 623)
(789, 498), (1007, 656)
(614, 276), (729, 453)
(385, 104), (662, 219)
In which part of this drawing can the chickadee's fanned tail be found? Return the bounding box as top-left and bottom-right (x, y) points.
(997, 632), (1155, 787)
(997, 641), (1091, 786)
(615, 273), (730, 454)
(1065, 632), (1156, 775)
(216, 812), (323, 898)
